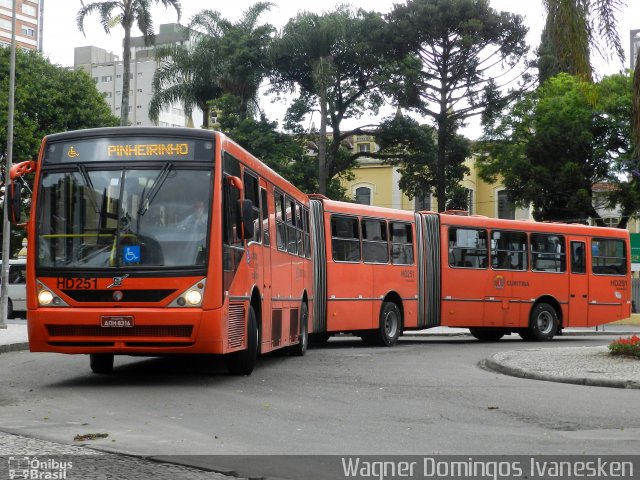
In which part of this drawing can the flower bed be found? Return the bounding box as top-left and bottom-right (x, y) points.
(608, 335), (640, 358)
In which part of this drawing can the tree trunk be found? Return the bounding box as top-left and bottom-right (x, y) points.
(633, 48), (640, 159)
(120, 26), (132, 126)
(317, 86), (328, 195)
(435, 113), (447, 212)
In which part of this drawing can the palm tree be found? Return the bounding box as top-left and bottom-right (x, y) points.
(77, 0), (181, 126)
(188, 3), (275, 119)
(539, 0), (625, 82)
(149, 41), (223, 128)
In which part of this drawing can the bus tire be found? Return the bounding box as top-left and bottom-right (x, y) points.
(376, 301), (402, 347)
(290, 303), (308, 357)
(521, 303), (558, 341)
(90, 354), (114, 374)
(469, 328), (505, 342)
(7, 299), (13, 319)
(227, 306), (258, 375)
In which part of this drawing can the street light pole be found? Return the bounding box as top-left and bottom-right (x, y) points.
(1, 0), (18, 329)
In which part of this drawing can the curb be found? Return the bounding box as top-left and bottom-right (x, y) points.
(479, 356), (640, 390)
(0, 342), (29, 354)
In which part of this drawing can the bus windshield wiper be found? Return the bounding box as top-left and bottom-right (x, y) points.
(137, 162), (173, 215)
(77, 164), (100, 214)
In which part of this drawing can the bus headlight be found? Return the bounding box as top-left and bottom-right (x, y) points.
(185, 289), (202, 306)
(38, 290), (54, 306)
(36, 280), (69, 307)
(168, 279), (206, 308)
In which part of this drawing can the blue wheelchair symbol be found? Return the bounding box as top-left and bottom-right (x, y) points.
(123, 245), (141, 264)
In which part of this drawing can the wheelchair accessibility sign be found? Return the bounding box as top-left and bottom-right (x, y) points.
(123, 245), (141, 264)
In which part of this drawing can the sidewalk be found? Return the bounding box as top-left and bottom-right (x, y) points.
(0, 322), (28, 353)
(481, 345), (640, 389)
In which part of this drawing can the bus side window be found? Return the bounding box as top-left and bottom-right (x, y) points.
(286, 197), (297, 255)
(275, 191), (286, 251)
(591, 238), (627, 275)
(448, 227), (487, 269)
(362, 219), (388, 264)
(295, 202), (304, 256)
(390, 222), (413, 265)
(303, 207), (311, 259)
(261, 188), (270, 247)
(491, 230), (527, 271)
(570, 241), (586, 274)
(531, 234), (565, 272)
(243, 171), (261, 244)
(331, 215), (361, 262)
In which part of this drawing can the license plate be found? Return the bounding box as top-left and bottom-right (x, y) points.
(100, 316), (134, 327)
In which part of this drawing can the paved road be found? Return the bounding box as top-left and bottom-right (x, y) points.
(1, 332), (639, 479)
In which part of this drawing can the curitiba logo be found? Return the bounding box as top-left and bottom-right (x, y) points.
(494, 274), (505, 290)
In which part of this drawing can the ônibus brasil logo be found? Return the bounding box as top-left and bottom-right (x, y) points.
(8, 456), (72, 479)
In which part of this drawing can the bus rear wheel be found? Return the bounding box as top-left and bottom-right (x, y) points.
(469, 328), (505, 342)
(520, 303), (558, 341)
(227, 306), (258, 375)
(90, 354), (114, 374)
(290, 302), (308, 357)
(373, 301), (401, 347)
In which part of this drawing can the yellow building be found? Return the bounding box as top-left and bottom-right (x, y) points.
(340, 133), (529, 219)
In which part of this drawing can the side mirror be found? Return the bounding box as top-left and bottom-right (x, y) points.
(238, 199), (255, 240)
(6, 179), (22, 224)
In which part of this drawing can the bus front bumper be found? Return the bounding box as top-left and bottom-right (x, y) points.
(27, 307), (227, 355)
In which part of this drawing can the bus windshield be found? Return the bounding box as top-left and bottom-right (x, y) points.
(37, 165), (213, 269)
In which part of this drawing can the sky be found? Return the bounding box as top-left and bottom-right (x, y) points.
(41, 0), (640, 136)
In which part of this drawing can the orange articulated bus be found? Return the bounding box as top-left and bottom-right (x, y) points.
(308, 198), (631, 344)
(416, 212), (631, 341)
(309, 197), (420, 346)
(8, 127), (312, 375)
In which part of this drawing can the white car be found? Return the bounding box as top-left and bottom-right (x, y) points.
(1, 259), (26, 318)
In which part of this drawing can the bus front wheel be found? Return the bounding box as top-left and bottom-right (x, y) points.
(374, 301), (402, 347)
(520, 303), (558, 341)
(227, 306), (258, 375)
(90, 354), (114, 374)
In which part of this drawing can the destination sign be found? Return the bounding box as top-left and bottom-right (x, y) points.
(44, 137), (214, 163)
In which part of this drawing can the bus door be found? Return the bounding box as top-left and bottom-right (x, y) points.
(270, 191), (293, 348)
(567, 237), (588, 327)
(259, 183), (272, 352)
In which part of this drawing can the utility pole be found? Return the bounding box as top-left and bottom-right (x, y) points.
(1, 0), (18, 329)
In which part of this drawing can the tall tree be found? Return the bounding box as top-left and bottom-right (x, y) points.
(478, 73), (636, 226)
(270, 7), (394, 195)
(386, 0), (529, 212)
(149, 40), (223, 128)
(372, 115), (469, 209)
(187, 3), (275, 119)
(77, 0), (181, 126)
(538, 0), (625, 83)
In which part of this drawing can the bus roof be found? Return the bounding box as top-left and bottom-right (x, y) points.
(43, 126), (216, 143)
(315, 198), (416, 221)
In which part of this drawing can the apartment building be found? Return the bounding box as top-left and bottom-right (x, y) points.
(74, 23), (200, 127)
(631, 29), (640, 71)
(0, 0), (43, 51)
